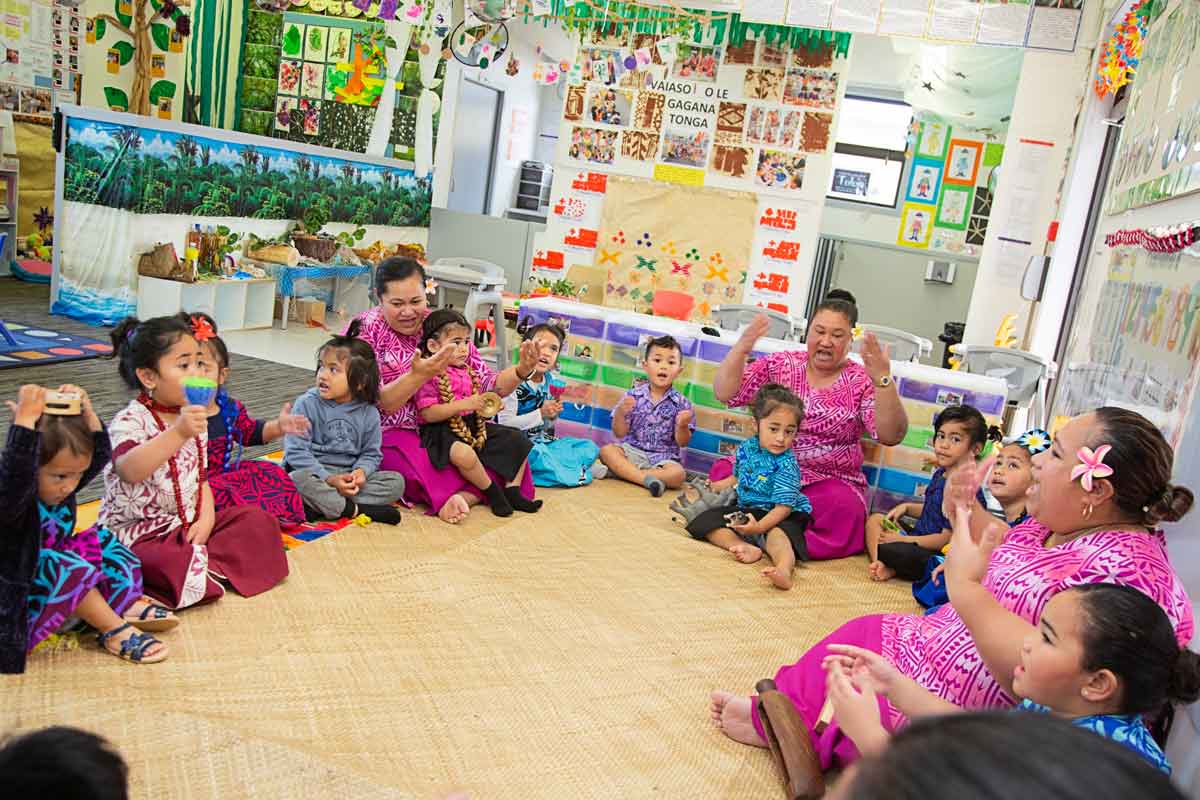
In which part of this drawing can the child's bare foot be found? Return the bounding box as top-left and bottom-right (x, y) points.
(868, 561), (896, 582)
(761, 565), (794, 590)
(710, 690), (767, 747)
(438, 493), (471, 524)
(728, 543), (763, 563)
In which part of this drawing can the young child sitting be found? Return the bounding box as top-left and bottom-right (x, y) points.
(193, 314), (310, 526)
(284, 322), (404, 525)
(911, 428), (1048, 609)
(866, 404), (997, 581)
(415, 309), (541, 518)
(497, 323), (564, 443)
(686, 384), (811, 590)
(1, 383), (177, 671)
(824, 581), (1197, 774)
(598, 335), (695, 497)
(101, 313), (288, 610)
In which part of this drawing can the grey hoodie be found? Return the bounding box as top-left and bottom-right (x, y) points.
(284, 387), (383, 479)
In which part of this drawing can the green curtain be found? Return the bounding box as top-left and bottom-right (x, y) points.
(186, 0), (249, 129)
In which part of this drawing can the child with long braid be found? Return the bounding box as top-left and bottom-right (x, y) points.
(415, 310), (541, 518)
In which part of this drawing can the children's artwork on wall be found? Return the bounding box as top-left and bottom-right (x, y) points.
(779, 110), (802, 150)
(906, 161), (943, 204)
(301, 62), (324, 98)
(711, 145), (754, 179)
(633, 91), (665, 132)
(564, 85), (585, 121)
(326, 32), (387, 106)
(917, 121), (949, 160)
(580, 47), (622, 85)
(790, 42), (835, 69)
(897, 203), (934, 248)
(279, 59), (301, 94)
(800, 111), (832, 152)
(632, 33), (664, 65)
(589, 21), (628, 48)
(569, 127), (618, 165)
(672, 44), (720, 82)
(743, 67), (784, 101)
(282, 21), (306, 58)
(586, 86), (631, 127)
(715, 102), (746, 143)
(783, 69), (838, 108)
(967, 187), (994, 245)
(945, 139), (982, 185)
(759, 43), (787, 66)
(724, 39), (757, 66)
(598, 175), (756, 321)
(621, 130), (660, 161)
(660, 128), (710, 168)
(756, 150), (805, 191)
(935, 184), (973, 230)
(304, 25), (329, 61)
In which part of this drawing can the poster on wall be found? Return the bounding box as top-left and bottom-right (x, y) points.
(1107, 1), (1200, 213)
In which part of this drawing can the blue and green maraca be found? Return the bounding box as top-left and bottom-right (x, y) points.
(183, 376), (218, 407)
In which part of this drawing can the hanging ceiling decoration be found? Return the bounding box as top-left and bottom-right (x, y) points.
(902, 41), (1022, 135)
(1095, 0), (1151, 98)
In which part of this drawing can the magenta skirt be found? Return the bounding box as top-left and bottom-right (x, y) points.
(750, 614), (891, 771)
(709, 460), (866, 560)
(381, 428), (535, 515)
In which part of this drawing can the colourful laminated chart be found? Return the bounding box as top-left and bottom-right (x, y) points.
(515, 297), (1007, 512)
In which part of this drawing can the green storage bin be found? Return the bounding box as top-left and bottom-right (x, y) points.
(601, 365), (636, 389)
(687, 382), (726, 410)
(557, 356), (598, 382)
(901, 425), (934, 450)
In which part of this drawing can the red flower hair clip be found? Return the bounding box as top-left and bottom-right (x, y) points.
(190, 315), (216, 342)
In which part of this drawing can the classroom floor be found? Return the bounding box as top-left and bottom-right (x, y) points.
(5, 479), (917, 799)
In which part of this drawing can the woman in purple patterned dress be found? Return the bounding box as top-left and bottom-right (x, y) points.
(349, 257), (541, 523)
(709, 407), (1194, 779)
(713, 292), (909, 558)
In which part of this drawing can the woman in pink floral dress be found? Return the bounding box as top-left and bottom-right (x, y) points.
(709, 407), (1194, 779)
(713, 292), (909, 559)
(349, 258), (542, 523)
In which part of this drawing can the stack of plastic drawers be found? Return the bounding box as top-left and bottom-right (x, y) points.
(864, 361), (1008, 514)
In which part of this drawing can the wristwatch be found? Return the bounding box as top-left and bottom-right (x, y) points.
(874, 375), (893, 389)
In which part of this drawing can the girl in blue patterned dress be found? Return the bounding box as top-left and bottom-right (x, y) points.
(823, 581), (1199, 775)
(1, 384), (176, 672)
(686, 384), (811, 590)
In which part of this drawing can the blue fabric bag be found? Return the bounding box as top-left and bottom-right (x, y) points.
(912, 554), (948, 612)
(528, 437), (600, 488)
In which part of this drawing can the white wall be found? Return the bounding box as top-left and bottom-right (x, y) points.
(829, 239), (976, 364)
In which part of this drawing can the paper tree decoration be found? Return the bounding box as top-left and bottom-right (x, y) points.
(90, 0), (191, 116)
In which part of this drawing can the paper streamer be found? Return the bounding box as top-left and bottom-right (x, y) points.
(367, 20), (412, 156)
(415, 27), (443, 177)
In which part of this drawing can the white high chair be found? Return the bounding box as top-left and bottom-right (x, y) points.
(714, 304), (804, 341)
(426, 257), (509, 370)
(856, 324), (932, 363)
(950, 344), (1057, 429)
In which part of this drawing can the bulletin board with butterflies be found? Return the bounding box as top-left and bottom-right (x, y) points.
(895, 120), (1003, 257)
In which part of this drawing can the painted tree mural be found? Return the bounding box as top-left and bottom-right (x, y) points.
(90, 0), (192, 116)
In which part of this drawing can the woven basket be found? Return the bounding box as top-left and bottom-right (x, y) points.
(292, 234), (339, 262)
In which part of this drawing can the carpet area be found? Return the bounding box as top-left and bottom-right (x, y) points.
(0, 279), (318, 502)
(3, 480), (918, 799)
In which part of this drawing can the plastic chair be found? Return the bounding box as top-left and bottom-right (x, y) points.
(714, 304), (796, 340)
(950, 344), (1057, 428)
(652, 290), (695, 320)
(427, 257), (508, 370)
(855, 324), (933, 363)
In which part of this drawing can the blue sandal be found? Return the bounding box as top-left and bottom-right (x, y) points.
(97, 623), (168, 664)
(123, 597), (179, 632)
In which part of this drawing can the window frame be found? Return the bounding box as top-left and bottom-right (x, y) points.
(825, 94), (913, 210)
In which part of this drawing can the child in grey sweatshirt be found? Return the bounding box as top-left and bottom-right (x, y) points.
(284, 323), (404, 524)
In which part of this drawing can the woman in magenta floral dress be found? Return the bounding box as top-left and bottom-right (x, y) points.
(713, 293), (909, 559)
(349, 258), (541, 523)
(709, 407), (1194, 780)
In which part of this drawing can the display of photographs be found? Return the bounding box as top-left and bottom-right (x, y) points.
(586, 85), (632, 127)
(580, 47), (622, 86)
(779, 110), (802, 149)
(756, 150), (805, 191)
(19, 87), (52, 116)
(660, 128), (711, 168)
(0, 83), (18, 111)
(569, 126), (618, 165)
(672, 44), (721, 82)
(744, 67), (784, 101)
(945, 139), (983, 185)
(906, 161), (943, 204)
(783, 68), (838, 108)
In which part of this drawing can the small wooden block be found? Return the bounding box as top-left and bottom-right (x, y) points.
(43, 391), (81, 416)
(813, 697), (835, 734)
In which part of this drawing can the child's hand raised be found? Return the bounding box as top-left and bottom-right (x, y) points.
(174, 404), (208, 440)
(675, 408), (694, 429)
(7, 384), (46, 428)
(277, 402), (311, 437)
(57, 384), (102, 432)
(541, 399), (563, 419)
(617, 395), (636, 418)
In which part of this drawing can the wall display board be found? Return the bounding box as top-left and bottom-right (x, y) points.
(741, 0), (1084, 51)
(236, 7), (445, 160)
(537, 29), (849, 320)
(1106, 0), (1200, 214)
(51, 105), (432, 326)
(895, 120), (1002, 256)
(0, 0), (77, 122)
(82, 0), (189, 122)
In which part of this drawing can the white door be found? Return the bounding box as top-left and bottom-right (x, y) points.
(447, 80), (501, 215)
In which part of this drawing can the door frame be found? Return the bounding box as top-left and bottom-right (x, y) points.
(452, 78), (504, 216)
